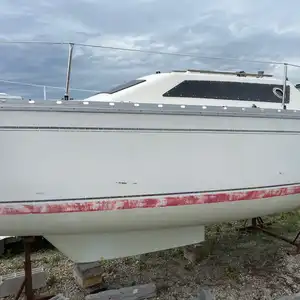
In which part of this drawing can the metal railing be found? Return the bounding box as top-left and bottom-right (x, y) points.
(0, 78), (100, 100)
(0, 40), (300, 106)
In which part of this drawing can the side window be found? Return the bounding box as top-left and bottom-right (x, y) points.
(163, 80), (290, 103)
(93, 79), (146, 95)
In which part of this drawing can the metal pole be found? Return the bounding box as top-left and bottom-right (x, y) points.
(282, 63), (287, 109)
(43, 86), (47, 100)
(24, 237), (34, 300)
(64, 43), (74, 100)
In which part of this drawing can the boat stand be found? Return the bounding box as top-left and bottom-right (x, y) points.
(240, 217), (300, 253)
(14, 236), (54, 300)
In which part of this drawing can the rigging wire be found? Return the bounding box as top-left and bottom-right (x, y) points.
(0, 39), (300, 94)
(0, 39), (300, 68)
(0, 79), (99, 93)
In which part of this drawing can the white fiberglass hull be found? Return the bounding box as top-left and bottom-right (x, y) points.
(1, 101), (300, 262)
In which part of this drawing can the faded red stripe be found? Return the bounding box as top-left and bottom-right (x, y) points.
(1, 185), (300, 216)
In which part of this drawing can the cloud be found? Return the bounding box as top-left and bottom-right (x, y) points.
(1, 0), (300, 99)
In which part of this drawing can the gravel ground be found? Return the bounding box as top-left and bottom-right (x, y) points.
(1, 211), (300, 300)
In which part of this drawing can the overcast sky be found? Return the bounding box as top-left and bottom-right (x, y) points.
(1, 0), (300, 99)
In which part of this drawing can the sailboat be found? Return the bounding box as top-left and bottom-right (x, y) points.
(1, 69), (300, 262)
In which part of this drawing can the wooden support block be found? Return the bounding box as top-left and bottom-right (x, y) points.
(85, 283), (157, 300)
(0, 266), (46, 297)
(73, 262), (105, 289)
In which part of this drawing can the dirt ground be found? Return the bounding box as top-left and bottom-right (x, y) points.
(1, 211), (300, 300)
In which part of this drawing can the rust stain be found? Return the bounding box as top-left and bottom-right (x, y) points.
(0, 185), (300, 216)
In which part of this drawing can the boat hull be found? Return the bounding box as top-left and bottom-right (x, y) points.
(1, 101), (300, 261)
(1, 109), (300, 201)
(1, 189), (300, 262)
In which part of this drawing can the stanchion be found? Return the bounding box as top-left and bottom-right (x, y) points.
(14, 237), (54, 300)
(240, 217), (300, 253)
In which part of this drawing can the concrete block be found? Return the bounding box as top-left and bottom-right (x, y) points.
(192, 288), (214, 300)
(0, 266), (46, 297)
(85, 283), (157, 300)
(276, 293), (300, 300)
(73, 262), (105, 289)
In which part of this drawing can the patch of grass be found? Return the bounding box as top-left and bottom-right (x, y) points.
(11, 260), (24, 270)
(0, 248), (21, 260)
(32, 250), (64, 266)
(206, 210), (300, 245)
(47, 253), (62, 266)
(123, 256), (135, 266)
(155, 247), (183, 260)
(46, 274), (57, 287)
(224, 265), (240, 281)
(156, 281), (169, 295)
(278, 211), (300, 232)
(266, 210), (300, 227)
(137, 260), (148, 271)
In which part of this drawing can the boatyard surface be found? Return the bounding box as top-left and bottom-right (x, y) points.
(1, 211), (300, 300)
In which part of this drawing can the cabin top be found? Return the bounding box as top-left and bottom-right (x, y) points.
(169, 69), (273, 78)
(85, 69), (300, 110)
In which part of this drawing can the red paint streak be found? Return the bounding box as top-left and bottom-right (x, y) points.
(1, 185), (300, 216)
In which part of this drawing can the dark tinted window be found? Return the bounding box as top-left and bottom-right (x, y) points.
(163, 80), (290, 103)
(95, 79), (146, 95)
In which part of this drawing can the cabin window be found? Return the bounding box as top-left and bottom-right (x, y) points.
(162, 80), (290, 103)
(95, 79), (146, 95)
(272, 87), (284, 99)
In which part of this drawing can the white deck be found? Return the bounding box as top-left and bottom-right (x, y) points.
(86, 70), (300, 110)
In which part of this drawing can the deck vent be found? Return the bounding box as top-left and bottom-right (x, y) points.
(257, 71), (264, 78)
(236, 71), (246, 77)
